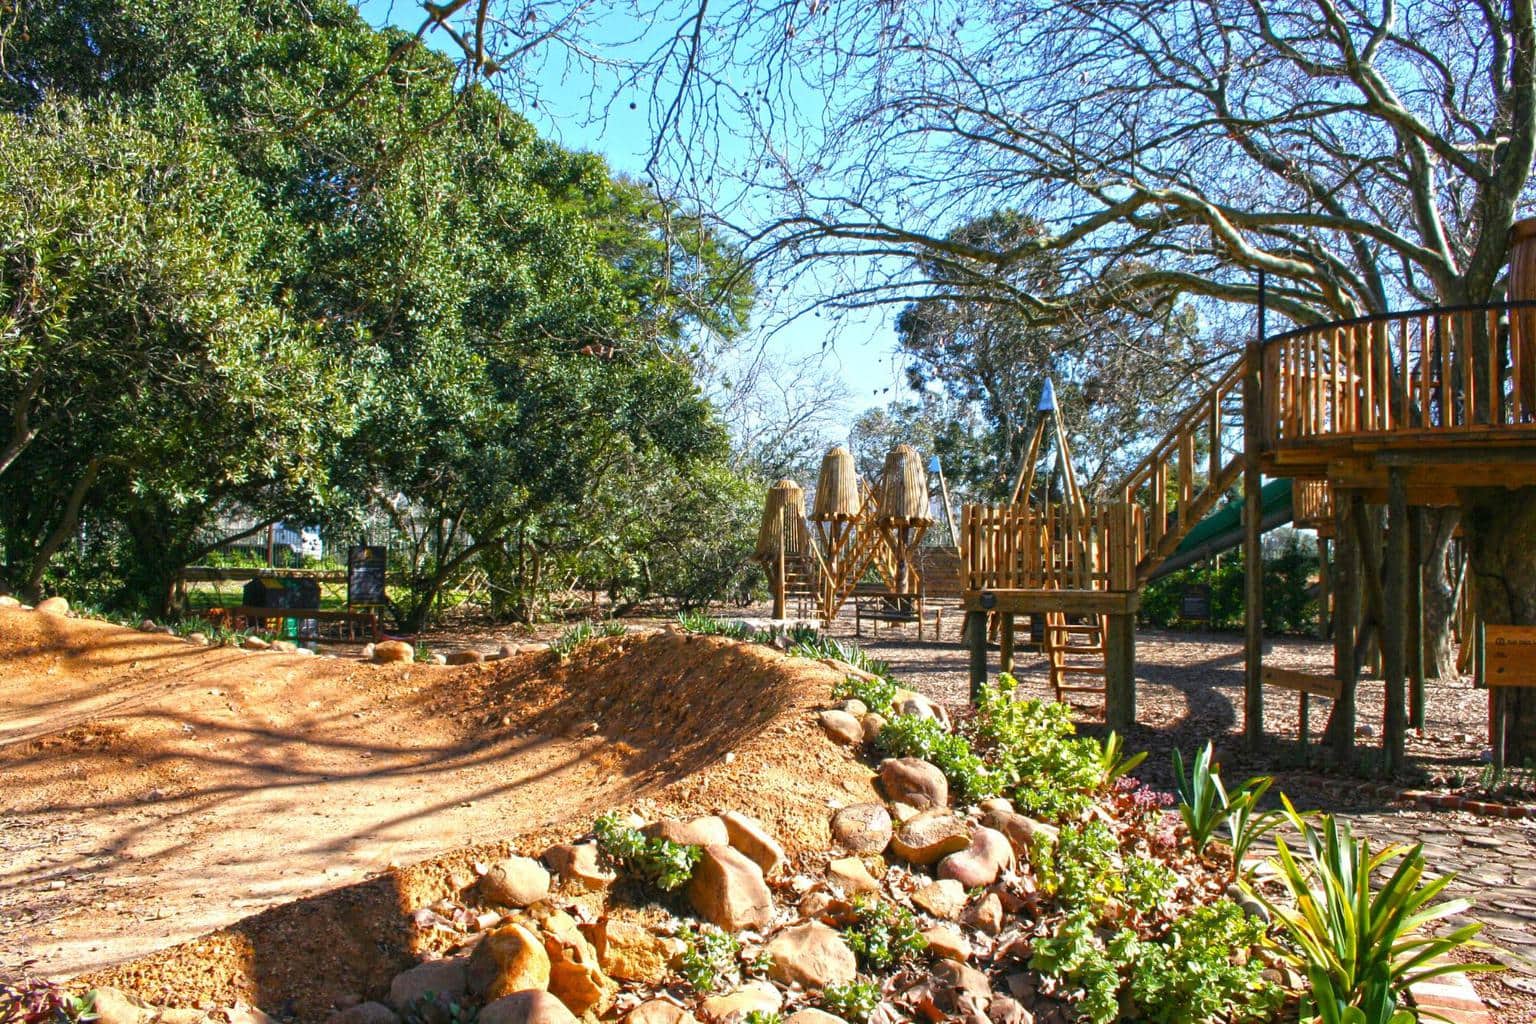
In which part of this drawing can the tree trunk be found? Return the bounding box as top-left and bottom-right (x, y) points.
(1421, 508), (1461, 679)
(1462, 486), (1536, 765)
(22, 457), (101, 601)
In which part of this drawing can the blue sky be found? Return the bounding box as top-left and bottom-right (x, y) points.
(357, 0), (910, 419)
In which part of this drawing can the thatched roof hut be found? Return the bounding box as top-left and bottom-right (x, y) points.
(812, 446), (861, 520)
(877, 444), (932, 523)
(755, 479), (809, 560)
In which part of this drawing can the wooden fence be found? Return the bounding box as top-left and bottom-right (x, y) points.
(962, 502), (1143, 593)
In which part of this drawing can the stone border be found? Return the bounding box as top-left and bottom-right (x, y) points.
(1287, 774), (1536, 820)
(1409, 973), (1495, 1024)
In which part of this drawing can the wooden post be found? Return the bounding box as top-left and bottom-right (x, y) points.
(1408, 507), (1425, 730)
(1331, 494), (1358, 764)
(772, 508), (788, 620)
(1316, 536), (1332, 641)
(999, 613), (1016, 677)
(966, 610), (988, 702)
(1242, 327), (1265, 750)
(1105, 613), (1136, 732)
(1383, 469), (1408, 775)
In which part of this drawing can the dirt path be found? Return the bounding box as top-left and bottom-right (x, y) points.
(0, 610), (855, 989)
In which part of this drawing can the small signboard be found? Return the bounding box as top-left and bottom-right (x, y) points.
(1180, 583), (1213, 623)
(1485, 625), (1536, 687)
(348, 545), (388, 607)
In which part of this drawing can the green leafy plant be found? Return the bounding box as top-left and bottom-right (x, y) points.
(1254, 798), (1496, 1022)
(1223, 775), (1284, 874)
(789, 635), (891, 678)
(552, 621), (625, 657)
(1098, 730), (1147, 784)
(677, 925), (742, 993)
(1030, 909), (1137, 1024)
(841, 895), (928, 971)
(833, 674), (899, 716)
(400, 992), (479, 1024)
(742, 1013), (782, 1024)
(969, 678), (1108, 820)
(1171, 741), (1227, 853)
(820, 980), (881, 1024)
(1122, 856), (1179, 916)
(1037, 821), (1123, 912)
(592, 812), (702, 892)
(874, 714), (996, 802)
(0, 981), (96, 1024)
(1127, 900), (1281, 1024)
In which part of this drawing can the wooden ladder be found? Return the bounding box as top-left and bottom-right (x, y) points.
(1045, 613), (1108, 704)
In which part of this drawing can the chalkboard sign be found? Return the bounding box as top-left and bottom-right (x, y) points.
(348, 545), (387, 607)
(1180, 583), (1212, 623)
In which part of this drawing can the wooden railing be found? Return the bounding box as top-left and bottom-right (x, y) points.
(1292, 479), (1333, 531)
(1261, 300), (1536, 446)
(962, 503), (1142, 593)
(1113, 359), (1247, 580)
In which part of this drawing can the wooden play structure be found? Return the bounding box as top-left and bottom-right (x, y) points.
(755, 443), (952, 633)
(963, 244), (1536, 759)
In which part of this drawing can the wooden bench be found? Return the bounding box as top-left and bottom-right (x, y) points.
(215, 605), (382, 643)
(1262, 667), (1342, 746)
(853, 587), (928, 640)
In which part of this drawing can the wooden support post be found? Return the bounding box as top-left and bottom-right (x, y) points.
(1331, 494), (1359, 764)
(1299, 690), (1311, 748)
(1317, 536), (1332, 641)
(1242, 335), (1265, 750)
(966, 610), (988, 702)
(772, 508), (787, 620)
(1105, 613), (1136, 732)
(1408, 507), (1425, 730)
(999, 613), (1016, 677)
(1383, 469), (1408, 775)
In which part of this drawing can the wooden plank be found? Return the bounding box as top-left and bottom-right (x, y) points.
(1262, 666), (1344, 699)
(964, 589), (1139, 616)
(1485, 625), (1536, 687)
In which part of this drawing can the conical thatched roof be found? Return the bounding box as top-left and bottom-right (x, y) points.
(755, 479), (808, 559)
(812, 446), (860, 519)
(877, 444), (932, 523)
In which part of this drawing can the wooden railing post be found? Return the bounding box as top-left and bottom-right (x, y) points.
(1243, 330), (1265, 750)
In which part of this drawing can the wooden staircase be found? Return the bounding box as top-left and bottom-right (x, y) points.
(1045, 614), (1108, 704)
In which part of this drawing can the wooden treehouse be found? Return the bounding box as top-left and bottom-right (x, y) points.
(963, 280), (1536, 753)
(756, 443), (951, 634)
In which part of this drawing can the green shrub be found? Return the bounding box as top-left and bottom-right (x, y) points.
(841, 895), (928, 971)
(874, 714), (996, 803)
(741, 1013), (781, 1024)
(1128, 901), (1281, 1024)
(677, 925), (742, 993)
(592, 812), (701, 893)
(970, 678), (1107, 820)
(789, 635), (891, 678)
(833, 674), (899, 717)
(820, 980), (881, 1024)
(1030, 909), (1137, 1024)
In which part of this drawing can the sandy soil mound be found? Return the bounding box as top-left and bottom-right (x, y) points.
(0, 608), (878, 1011)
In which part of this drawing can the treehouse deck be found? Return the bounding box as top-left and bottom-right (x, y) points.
(961, 299), (1536, 740)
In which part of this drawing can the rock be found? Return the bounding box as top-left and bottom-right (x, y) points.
(879, 758), (948, 810)
(978, 798), (1014, 815)
(721, 810), (786, 877)
(911, 879), (967, 920)
(826, 856), (881, 896)
(478, 991), (579, 1024)
(891, 812), (970, 865)
(765, 920), (858, 990)
(373, 640), (414, 664)
(242, 634), (271, 651)
(961, 892), (1004, 935)
(91, 987), (149, 1024)
(326, 1004), (399, 1024)
(931, 960), (992, 1008)
(447, 650), (485, 665)
(430, 653), (448, 665)
(648, 815), (731, 847)
(861, 713), (887, 743)
(923, 924), (970, 962)
(270, 640), (298, 653)
(543, 928), (617, 1018)
(585, 917), (674, 985)
(467, 924), (551, 1001)
(35, 596), (69, 616)
(785, 1013), (846, 1024)
(157, 1011), (209, 1024)
(699, 983), (782, 1021)
(498, 643), (522, 659)
(1355, 724), (1377, 738)
(390, 959), (469, 1010)
(688, 844), (773, 931)
(626, 1001), (698, 1024)
(836, 698), (868, 716)
(889, 801), (924, 823)
(482, 856), (551, 908)
(185, 631), (208, 645)
(987, 996), (1033, 1024)
(830, 803), (892, 855)
(818, 710), (864, 746)
(0, 595), (21, 608)
(938, 827), (1014, 888)
(981, 811), (1058, 860)
(543, 843), (614, 891)
(892, 691), (950, 729)
(360, 643), (376, 659)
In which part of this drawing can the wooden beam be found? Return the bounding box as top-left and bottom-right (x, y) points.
(1105, 614), (1136, 731)
(1408, 507), (1425, 730)
(1330, 494), (1359, 764)
(1383, 469), (1408, 775)
(1262, 666), (1344, 699)
(1243, 338), (1265, 750)
(999, 612), (1016, 677)
(966, 611), (987, 703)
(963, 589), (1139, 616)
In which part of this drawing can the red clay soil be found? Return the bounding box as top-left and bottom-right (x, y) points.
(0, 608), (878, 1017)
